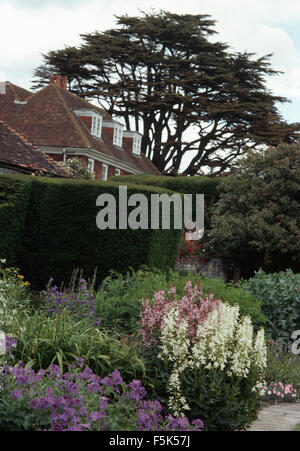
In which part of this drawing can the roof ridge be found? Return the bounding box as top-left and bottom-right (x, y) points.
(24, 84), (50, 102)
(8, 83), (18, 99)
(59, 85), (110, 118)
(6, 82), (32, 100)
(54, 86), (92, 149)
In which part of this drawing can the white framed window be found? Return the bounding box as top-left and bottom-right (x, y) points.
(102, 164), (108, 181)
(115, 168), (121, 176)
(91, 113), (102, 138)
(133, 135), (142, 155)
(88, 158), (94, 174)
(113, 126), (123, 147)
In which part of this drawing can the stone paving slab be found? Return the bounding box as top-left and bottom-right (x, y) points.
(248, 403), (300, 431)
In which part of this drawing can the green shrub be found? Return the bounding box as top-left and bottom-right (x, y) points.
(180, 368), (262, 431)
(95, 268), (265, 334)
(199, 276), (266, 330)
(243, 269), (300, 343)
(0, 174), (182, 289)
(0, 175), (32, 265)
(208, 144), (300, 273)
(61, 157), (93, 179)
(95, 267), (179, 334)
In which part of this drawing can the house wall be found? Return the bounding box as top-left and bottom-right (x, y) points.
(58, 154), (132, 180)
(123, 136), (133, 151)
(102, 127), (114, 141)
(78, 116), (92, 130)
(49, 154), (63, 162)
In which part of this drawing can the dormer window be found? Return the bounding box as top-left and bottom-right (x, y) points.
(91, 113), (102, 139)
(73, 109), (103, 139)
(133, 135), (142, 156)
(113, 126), (123, 147)
(123, 131), (142, 156)
(102, 120), (125, 148)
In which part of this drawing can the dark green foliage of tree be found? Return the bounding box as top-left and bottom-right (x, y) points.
(208, 143), (300, 274)
(32, 11), (300, 175)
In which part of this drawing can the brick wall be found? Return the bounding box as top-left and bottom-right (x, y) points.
(45, 152), (135, 180)
(123, 136), (133, 152)
(78, 116), (92, 131)
(103, 127), (114, 141)
(175, 257), (242, 283)
(49, 154), (63, 162)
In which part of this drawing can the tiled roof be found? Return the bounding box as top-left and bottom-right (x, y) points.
(4, 82), (32, 101)
(0, 82), (32, 129)
(58, 87), (112, 121)
(0, 120), (70, 177)
(0, 82), (160, 175)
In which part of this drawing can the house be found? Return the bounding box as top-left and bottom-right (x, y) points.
(0, 77), (160, 179)
(0, 120), (70, 177)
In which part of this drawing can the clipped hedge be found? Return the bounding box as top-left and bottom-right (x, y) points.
(0, 175), (32, 265)
(110, 174), (221, 229)
(0, 175), (182, 289)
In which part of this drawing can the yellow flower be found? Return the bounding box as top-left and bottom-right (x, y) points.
(13, 270), (18, 273)
(17, 275), (24, 279)
(23, 281), (30, 287)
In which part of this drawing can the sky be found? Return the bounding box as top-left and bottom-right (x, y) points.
(1, 0), (300, 124)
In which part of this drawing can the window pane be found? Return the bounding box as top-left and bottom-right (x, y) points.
(102, 164), (108, 180)
(133, 135), (141, 154)
(91, 116), (96, 135)
(88, 158), (94, 173)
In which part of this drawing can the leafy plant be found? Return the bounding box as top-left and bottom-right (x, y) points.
(95, 268), (265, 334)
(139, 281), (267, 431)
(61, 157), (93, 180)
(0, 362), (204, 431)
(261, 381), (297, 403)
(0, 259), (31, 331)
(265, 341), (300, 398)
(243, 269), (300, 343)
(94, 268), (176, 334)
(6, 309), (145, 382)
(41, 277), (101, 326)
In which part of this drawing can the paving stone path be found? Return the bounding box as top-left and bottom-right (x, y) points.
(247, 403), (300, 431)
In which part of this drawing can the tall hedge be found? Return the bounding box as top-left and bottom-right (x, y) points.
(0, 175), (32, 265)
(110, 174), (221, 229)
(0, 175), (182, 289)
